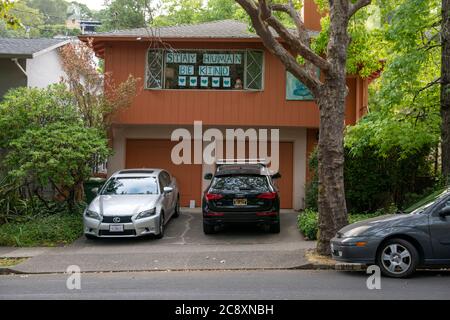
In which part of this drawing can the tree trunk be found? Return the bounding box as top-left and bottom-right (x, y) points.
(316, 80), (349, 255)
(315, 0), (350, 255)
(442, 0), (450, 183)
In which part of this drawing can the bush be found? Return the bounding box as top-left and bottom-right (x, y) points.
(297, 210), (386, 241)
(304, 146), (436, 213)
(0, 85), (110, 208)
(297, 209), (319, 240)
(0, 212), (83, 247)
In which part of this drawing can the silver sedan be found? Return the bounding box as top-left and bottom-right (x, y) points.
(83, 169), (180, 239)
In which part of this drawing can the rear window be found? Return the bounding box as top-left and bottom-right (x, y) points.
(210, 175), (269, 192)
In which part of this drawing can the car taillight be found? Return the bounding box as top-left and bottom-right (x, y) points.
(205, 193), (223, 201)
(256, 192), (277, 199)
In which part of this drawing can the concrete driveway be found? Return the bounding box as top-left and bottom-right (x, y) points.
(8, 209), (316, 274)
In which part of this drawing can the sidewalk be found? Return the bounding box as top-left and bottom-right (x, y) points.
(1, 210), (318, 274)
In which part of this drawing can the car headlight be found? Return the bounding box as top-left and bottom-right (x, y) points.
(85, 209), (102, 221)
(342, 225), (372, 238)
(136, 208), (156, 220)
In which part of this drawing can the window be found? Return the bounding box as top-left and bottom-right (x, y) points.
(145, 49), (264, 91)
(210, 175), (269, 192)
(159, 171), (171, 187)
(101, 177), (158, 195)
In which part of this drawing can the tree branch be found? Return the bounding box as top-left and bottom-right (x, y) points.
(348, 0), (371, 18)
(235, 0), (323, 95)
(258, 0), (330, 72)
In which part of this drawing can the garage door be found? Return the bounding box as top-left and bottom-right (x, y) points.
(125, 139), (202, 207)
(222, 141), (293, 209)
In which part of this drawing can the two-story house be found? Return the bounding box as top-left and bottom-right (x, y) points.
(80, 2), (368, 210)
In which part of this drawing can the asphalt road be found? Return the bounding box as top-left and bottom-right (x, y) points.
(1, 269), (449, 300)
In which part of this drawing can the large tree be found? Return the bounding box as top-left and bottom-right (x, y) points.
(100, 0), (153, 30)
(235, 0), (372, 255)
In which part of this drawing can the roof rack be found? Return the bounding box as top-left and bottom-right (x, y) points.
(216, 159), (268, 166)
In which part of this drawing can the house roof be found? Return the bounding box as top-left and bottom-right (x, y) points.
(0, 38), (69, 59)
(88, 20), (265, 39)
(80, 20), (318, 58)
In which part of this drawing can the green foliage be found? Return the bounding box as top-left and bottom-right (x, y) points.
(0, 85), (110, 207)
(0, 85), (79, 148)
(0, 212), (83, 246)
(297, 209), (319, 240)
(311, 4), (383, 77)
(99, 0), (152, 30)
(5, 122), (109, 189)
(305, 149), (318, 211)
(297, 210), (386, 241)
(305, 144), (436, 212)
(152, 0), (245, 27)
(25, 0), (68, 24)
(0, 0), (21, 28)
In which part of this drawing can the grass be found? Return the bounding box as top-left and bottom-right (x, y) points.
(0, 213), (83, 247)
(0, 258), (27, 267)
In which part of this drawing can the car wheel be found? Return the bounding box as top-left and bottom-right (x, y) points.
(155, 213), (165, 239)
(85, 234), (97, 240)
(173, 198), (180, 218)
(203, 222), (216, 234)
(377, 238), (419, 278)
(269, 221), (280, 233)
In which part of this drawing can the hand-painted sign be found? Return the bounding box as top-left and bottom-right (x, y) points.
(202, 53), (242, 65)
(198, 66), (230, 76)
(166, 52), (197, 64)
(179, 65), (194, 76)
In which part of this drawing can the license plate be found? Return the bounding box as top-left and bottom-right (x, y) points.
(109, 225), (124, 232)
(233, 198), (247, 206)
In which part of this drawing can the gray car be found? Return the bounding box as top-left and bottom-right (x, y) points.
(83, 169), (180, 239)
(331, 188), (450, 278)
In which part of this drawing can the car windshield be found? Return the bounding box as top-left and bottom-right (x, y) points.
(210, 175), (269, 192)
(101, 177), (158, 195)
(404, 188), (450, 214)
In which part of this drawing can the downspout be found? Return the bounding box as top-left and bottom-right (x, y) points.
(11, 58), (27, 76)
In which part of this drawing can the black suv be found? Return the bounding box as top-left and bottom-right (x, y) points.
(202, 162), (281, 234)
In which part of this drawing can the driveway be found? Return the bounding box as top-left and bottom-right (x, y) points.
(7, 209), (315, 274)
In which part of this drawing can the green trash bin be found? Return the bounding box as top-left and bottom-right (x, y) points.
(84, 177), (106, 203)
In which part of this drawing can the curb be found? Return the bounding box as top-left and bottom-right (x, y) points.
(0, 263), (366, 275)
(0, 267), (26, 275)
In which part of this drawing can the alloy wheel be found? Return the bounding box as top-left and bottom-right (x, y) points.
(381, 243), (412, 275)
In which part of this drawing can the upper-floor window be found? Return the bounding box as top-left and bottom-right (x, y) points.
(145, 49), (264, 91)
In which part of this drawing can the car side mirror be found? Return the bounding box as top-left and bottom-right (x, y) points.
(271, 172), (282, 180)
(163, 186), (173, 194)
(204, 173), (213, 180)
(91, 187), (99, 195)
(439, 206), (450, 218)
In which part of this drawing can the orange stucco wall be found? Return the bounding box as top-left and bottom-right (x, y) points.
(104, 41), (366, 128)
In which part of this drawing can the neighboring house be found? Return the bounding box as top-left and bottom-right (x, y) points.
(80, 2), (369, 210)
(0, 38), (69, 98)
(66, 2), (101, 34)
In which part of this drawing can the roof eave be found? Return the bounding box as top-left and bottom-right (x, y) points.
(0, 53), (33, 59)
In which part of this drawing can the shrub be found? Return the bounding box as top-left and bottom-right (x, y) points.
(304, 146), (436, 213)
(0, 85), (110, 208)
(0, 212), (83, 247)
(297, 209), (319, 240)
(297, 210), (386, 241)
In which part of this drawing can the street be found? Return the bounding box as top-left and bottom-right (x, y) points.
(1, 269), (449, 300)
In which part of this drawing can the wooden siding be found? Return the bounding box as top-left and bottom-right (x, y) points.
(104, 41), (365, 128)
